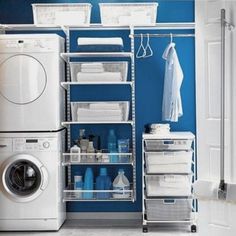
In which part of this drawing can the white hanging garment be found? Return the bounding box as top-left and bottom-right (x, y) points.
(162, 42), (184, 122)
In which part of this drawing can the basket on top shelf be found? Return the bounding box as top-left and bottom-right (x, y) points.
(32, 3), (92, 26)
(71, 101), (130, 122)
(70, 62), (128, 83)
(99, 2), (158, 26)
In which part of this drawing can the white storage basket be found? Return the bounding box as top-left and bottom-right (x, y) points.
(145, 175), (192, 197)
(146, 199), (192, 221)
(99, 3), (158, 26)
(145, 151), (193, 174)
(71, 101), (130, 122)
(145, 139), (193, 151)
(70, 62), (128, 82)
(32, 3), (92, 26)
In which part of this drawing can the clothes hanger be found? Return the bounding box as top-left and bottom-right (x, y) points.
(136, 33), (146, 59)
(144, 33), (153, 58)
(170, 33), (173, 44)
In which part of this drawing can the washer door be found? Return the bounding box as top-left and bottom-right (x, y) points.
(0, 54), (47, 105)
(1, 154), (49, 202)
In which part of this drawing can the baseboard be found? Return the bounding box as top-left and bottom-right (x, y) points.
(66, 212), (142, 220)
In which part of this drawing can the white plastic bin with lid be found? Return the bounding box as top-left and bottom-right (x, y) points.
(145, 151), (193, 174)
(146, 199), (192, 221)
(32, 3), (92, 26)
(99, 3), (158, 26)
(145, 175), (192, 197)
(71, 101), (130, 122)
(145, 139), (193, 151)
(70, 62), (128, 83)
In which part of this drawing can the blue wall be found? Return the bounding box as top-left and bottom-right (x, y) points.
(0, 0), (195, 213)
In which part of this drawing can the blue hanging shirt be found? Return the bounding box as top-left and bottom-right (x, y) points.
(162, 42), (184, 122)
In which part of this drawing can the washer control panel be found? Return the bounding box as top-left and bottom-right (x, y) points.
(13, 138), (57, 152)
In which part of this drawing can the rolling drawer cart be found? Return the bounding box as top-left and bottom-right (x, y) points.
(142, 132), (197, 233)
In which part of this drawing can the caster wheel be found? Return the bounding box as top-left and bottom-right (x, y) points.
(143, 227), (148, 233)
(191, 225), (197, 233)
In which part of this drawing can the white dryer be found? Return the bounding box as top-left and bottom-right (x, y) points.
(0, 34), (65, 132)
(0, 131), (66, 231)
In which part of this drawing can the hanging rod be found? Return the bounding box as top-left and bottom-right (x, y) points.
(130, 33), (195, 38)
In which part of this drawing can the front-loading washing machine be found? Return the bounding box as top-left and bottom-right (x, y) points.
(0, 34), (65, 132)
(0, 131), (66, 231)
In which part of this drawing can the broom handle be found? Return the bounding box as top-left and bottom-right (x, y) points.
(220, 9), (226, 187)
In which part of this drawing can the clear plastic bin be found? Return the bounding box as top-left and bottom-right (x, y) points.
(71, 101), (130, 122)
(145, 175), (192, 197)
(145, 151), (193, 174)
(70, 62), (128, 82)
(32, 3), (92, 26)
(99, 3), (158, 26)
(145, 139), (193, 151)
(146, 199), (192, 221)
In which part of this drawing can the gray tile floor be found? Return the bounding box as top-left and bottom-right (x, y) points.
(0, 220), (199, 236)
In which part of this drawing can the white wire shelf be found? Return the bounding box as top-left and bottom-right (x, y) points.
(62, 121), (134, 125)
(63, 184), (134, 202)
(0, 23), (195, 32)
(61, 52), (133, 62)
(62, 151), (133, 166)
(61, 81), (133, 89)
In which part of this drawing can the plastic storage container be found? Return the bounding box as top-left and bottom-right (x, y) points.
(145, 151), (193, 174)
(145, 199), (192, 221)
(145, 175), (192, 197)
(145, 139), (193, 151)
(113, 169), (130, 199)
(95, 168), (112, 199)
(70, 62), (128, 83)
(83, 168), (94, 199)
(99, 3), (158, 26)
(32, 3), (92, 26)
(71, 101), (130, 122)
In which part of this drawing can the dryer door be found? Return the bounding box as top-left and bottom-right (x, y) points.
(1, 154), (49, 202)
(0, 54), (47, 105)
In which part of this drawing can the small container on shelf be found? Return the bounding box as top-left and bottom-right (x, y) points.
(99, 3), (158, 26)
(70, 62), (128, 83)
(32, 3), (92, 26)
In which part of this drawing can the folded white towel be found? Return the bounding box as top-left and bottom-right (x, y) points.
(89, 103), (121, 110)
(77, 37), (123, 46)
(81, 63), (104, 73)
(77, 109), (122, 117)
(77, 72), (122, 82)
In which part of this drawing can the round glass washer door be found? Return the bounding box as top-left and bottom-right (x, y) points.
(0, 54), (47, 105)
(1, 154), (48, 202)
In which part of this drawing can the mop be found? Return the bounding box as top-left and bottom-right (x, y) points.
(193, 9), (236, 203)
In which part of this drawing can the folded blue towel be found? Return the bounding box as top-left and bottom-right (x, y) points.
(77, 45), (124, 52)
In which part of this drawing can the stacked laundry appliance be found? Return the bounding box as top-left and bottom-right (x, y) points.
(0, 34), (66, 231)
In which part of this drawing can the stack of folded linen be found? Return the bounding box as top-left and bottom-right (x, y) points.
(77, 62), (122, 82)
(77, 102), (124, 121)
(77, 37), (124, 52)
(148, 123), (170, 135)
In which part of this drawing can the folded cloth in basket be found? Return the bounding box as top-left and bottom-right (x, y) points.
(81, 63), (104, 73)
(77, 116), (123, 121)
(89, 103), (121, 110)
(77, 37), (124, 52)
(77, 72), (122, 82)
(159, 175), (189, 188)
(78, 37), (123, 46)
(77, 108), (122, 117)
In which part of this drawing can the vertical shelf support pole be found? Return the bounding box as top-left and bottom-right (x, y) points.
(65, 28), (71, 186)
(130, 27), (136, 201)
